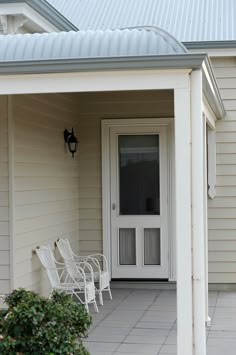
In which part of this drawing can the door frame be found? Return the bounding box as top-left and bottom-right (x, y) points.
(101, 118), (175, 280)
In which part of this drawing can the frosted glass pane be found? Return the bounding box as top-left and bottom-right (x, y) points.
(119, 135), (160, 215)
(119, 228), (136, 265)
(144, 228), (161, 265)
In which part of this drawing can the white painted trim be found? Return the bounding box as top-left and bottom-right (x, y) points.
(174, 85), (193, 355)
(189, 47), (236, 57)
(203, 116), (210, 325)
(191, 70), (206, 355)
(203, 95), (216, 129)
(207, 128), (216, 199)
(0, 3), (59, 32)
(101, 121), (112, 276)
(109, 125), (168, 278)
(0, 70), (191, 95)
(102, 118), (173, 280)
(7, 95), (15, 291)
(167, 120), (176, 281)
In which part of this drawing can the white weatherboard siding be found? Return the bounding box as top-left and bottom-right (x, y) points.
(12, 93), (80, 294)
(0, 96), (10, 294)
(77, 90), (174, 257)
(209, 57), (236, 283)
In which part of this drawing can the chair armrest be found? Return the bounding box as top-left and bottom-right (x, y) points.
(86, 254), (109, 272)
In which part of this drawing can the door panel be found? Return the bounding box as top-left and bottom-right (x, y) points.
(110, 125), (168, 279)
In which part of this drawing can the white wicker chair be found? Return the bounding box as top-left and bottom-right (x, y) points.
(36, 245), (98, 312)
(56, 238), (112, 305)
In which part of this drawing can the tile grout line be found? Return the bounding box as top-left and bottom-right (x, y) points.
(87, 289), (136, 354)
(207, 291), (219, 343)
(157, 309), (176, 355)
(112, 289), (159, 354)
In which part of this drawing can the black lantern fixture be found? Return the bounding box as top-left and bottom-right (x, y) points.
(64, 128), (78, 158)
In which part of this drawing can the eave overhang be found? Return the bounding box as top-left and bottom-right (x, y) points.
(0, 53), (225, 119)
(0, 0), (78, 31)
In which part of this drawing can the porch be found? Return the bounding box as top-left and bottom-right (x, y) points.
(86, 287), (236, 355)
(0, 44), (225, 355)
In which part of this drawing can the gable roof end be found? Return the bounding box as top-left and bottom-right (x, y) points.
(0, 0), (78, 31)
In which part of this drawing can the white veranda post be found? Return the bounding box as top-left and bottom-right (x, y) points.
(174, 83), (193, 355)
(191, 69), (207, 355)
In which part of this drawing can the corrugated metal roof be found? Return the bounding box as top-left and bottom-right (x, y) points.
(47, 0), (236, 42)
(0, 27), (187, 61)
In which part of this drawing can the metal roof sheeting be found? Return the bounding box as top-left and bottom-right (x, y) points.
(0, 27), (187, 62)
(47, 0), (236, 42)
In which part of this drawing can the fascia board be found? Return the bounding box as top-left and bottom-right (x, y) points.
(0, 54), (207, 75)
(0, 0), (77, 31)
(0, 52), (225, 119)
(202, 56), (226, 119)
(184, 40), (236, 50)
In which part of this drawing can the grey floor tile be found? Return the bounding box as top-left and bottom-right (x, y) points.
(117, 343), (161, 354)
(141, 310), (177, 323)
(84, 341), (120, 353)
(135, 321), (175, 329)
(149, 305), (176, 312)
(116, 301), (151, 310)
(208, 330), (236, 339)
(207, 337), (236, 346)
(88, 334), (127, 343)
(90, 326), (131, 336)
(213, 307), (236, 319)
(159, 344), (176, 354)
(208, 292), (218, 307)
(164, 330), (177, 345)
(124, 335), (166, 344)
(211, 319), (236, 331)
(207, 345), (236, 355)
(99, 320), (137, 328)
(105, 309), (144, 322)
(85, 288), (236, 355)
(129, 328), (170, 337)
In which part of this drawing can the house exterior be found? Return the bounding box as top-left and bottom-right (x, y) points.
(0, 1), (236, 354)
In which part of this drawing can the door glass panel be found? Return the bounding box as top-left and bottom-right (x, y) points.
(119, 228), (136, 265)
(144, 228), (161, 265)
(119, 135), (160, 215)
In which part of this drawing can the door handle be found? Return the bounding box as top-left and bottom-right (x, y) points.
(112, 203), (116, 211)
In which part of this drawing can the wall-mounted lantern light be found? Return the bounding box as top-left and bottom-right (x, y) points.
(64, 128), (78, 158)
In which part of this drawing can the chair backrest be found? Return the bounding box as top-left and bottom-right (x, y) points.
(56, 239), (82, 280)
(36, 245), (61, 288)
(56, 238), (74, 261)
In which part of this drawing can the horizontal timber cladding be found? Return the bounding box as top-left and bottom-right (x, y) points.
(12, 93), (80, 295)
(0, 96), (10, 294)
(209, 57), (236, 283)
(76, 90), (174, 257)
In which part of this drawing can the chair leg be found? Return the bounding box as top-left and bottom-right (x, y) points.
(108, 287), (112, 300)
(99, 290), (104, 306)
(93, 299), (99, 313)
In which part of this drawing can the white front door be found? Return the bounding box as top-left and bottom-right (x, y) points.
(110, 125), (168, 279)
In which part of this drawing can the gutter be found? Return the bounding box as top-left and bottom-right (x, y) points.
(184, 40), (236, 50)
(0, 53), (207, 74)
(0, 53), (225, 119)
(0, 0), (78, 31)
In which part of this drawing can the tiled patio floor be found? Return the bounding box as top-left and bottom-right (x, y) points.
(85, 288), (236, 355)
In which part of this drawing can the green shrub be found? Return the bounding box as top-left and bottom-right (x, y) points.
(0, 288), (92, 354)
